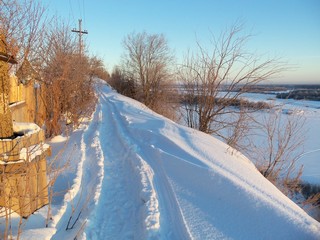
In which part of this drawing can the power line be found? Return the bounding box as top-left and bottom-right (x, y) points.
(77, 0), (82, 20)
(69, 0), (76, 24)
(82, 0), (86, 28)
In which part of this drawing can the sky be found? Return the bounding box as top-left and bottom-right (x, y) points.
(42, 0), (320, 84)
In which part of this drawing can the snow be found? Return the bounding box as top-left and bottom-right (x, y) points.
(50, 135), (68, 143)
(0, 122), (41, 142)
(1, 82), (319, 239)
(239, 92), (320, 184)
(19, 143), (50, 161)
(12, 122), (41, 134)
(214, 91), (320, 184)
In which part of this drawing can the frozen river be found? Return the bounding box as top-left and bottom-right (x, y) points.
(180, 91), (320, 184)
(240, 92), (320, 184)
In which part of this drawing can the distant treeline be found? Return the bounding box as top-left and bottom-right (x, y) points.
(276, 89), (320, 101)
(181, 95), (271, 109)
(239, 84), (320, 93)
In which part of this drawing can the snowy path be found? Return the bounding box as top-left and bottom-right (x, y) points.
(85, 90), (145, 239)
(84, 87), (190, 239)
(51, 93), (105, 239)
(3, 82), (319, 240)
(45, 83), (320, 240)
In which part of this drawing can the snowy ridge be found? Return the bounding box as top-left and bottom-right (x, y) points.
(83, 83), (319, 239)
(113, 101), (162, 236)
(138, 157), (160, 233)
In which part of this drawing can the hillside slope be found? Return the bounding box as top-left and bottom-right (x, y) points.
(83, 83), (319, 239)
(7, 82), (319, 239)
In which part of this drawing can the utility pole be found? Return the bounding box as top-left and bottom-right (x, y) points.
(71, 19), (88, 56)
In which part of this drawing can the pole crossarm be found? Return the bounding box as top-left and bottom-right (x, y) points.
(71, 19), (88, 56)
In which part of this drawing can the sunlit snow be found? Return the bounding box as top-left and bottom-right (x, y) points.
(1, 82), (319, 239)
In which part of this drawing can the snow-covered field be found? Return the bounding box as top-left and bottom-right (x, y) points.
(240, 92), (320, 184)
(1, 83), (320, 239)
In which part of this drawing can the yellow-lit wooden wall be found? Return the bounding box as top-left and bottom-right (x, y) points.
(9, 75), (46, 126)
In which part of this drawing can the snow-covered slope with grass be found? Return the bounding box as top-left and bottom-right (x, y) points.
(82, 83), (320, 239)
(3, 82), (319, 239)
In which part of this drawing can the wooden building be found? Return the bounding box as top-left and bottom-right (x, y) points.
(0, 35), (50, 218)
(9, 60), (46, 126)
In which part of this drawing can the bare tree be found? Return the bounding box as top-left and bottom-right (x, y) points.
(109, 66), (136, 98)
(250, 109), (305, 189)
(36, 19), (96, 136)
(0, 0), (46, 63)
(224, 108), (254, 152)
(121, 32), (175, 115)
(0, 0), (47, 138)
(88, 55), (110, 81)
(179, 24), (287, 139)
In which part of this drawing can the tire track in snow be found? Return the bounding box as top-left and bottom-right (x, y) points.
(52, 98), (105, 239)
(102, 95), (163, 238)
(85, 90), (146, 239)
(95, 88), (191, 240)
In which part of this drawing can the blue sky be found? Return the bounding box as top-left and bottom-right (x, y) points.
(43, 0), (320, 84)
